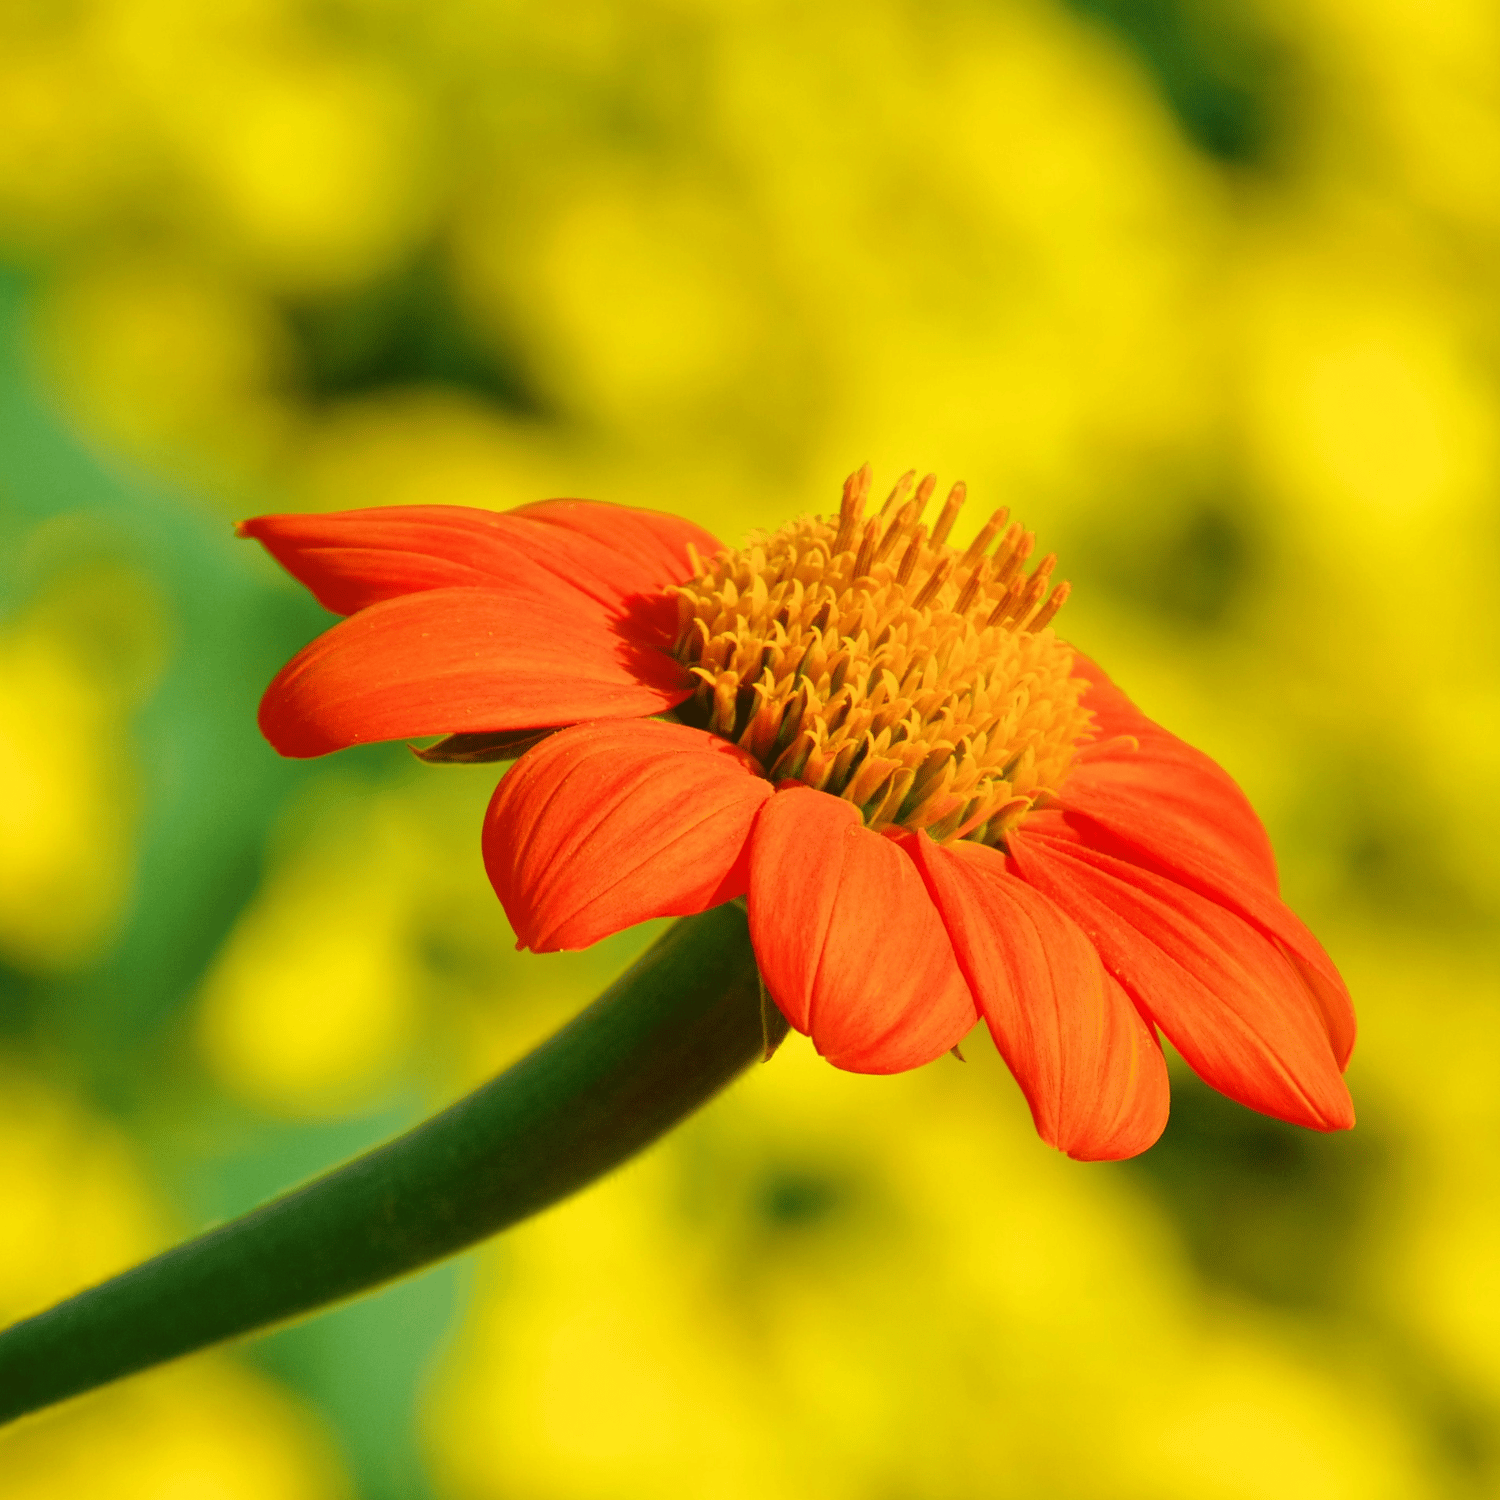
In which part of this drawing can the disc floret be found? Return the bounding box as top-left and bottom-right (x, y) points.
(671, 466), (1093, 846)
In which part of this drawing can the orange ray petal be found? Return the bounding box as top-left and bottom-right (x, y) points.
(1058, 790), (1357, 1068)
(258, 587), (691, 758)
(484, 719), (771, 951)
(1067, 653), (1280, 891)
(239, 506), (593, 617)
(514, 498), (722, 590)
(1012, 829), (1354, 1132)
(748, 788), (977, 1073)
(240, 501), (722, 640)
(1064, 657), (1355, 1067)
(912, 836), (1169, 1160)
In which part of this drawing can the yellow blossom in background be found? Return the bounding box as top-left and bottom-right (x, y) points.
(0, 630), (131, 971)
(0, 564), (163, 972)
(0, 1065), (162, 1320)
(0, 1364), (349, 1500)
(429, 1045), (1434, 1500)
(196, 786), (427, 1117)
(0, 1065), (350, 1497)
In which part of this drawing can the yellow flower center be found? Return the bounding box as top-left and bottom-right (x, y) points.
(672, 466), (1093, 846)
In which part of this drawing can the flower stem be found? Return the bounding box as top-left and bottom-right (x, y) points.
(0, 903), (766, 1426)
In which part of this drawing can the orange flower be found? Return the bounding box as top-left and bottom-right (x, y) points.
(242, 469), (1355, 1160)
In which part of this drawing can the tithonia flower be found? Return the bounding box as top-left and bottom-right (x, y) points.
(241, 467), (1355, 1160)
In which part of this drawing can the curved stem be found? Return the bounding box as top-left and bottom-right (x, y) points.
(0, 904), (768, 1426)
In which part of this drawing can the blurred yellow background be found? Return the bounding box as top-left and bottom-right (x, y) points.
(2, 0), (1499, 1495)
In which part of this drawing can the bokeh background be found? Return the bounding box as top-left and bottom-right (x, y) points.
(2, 0), (1499, 1495)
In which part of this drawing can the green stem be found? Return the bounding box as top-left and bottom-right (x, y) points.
(0, 904), (769, 1426)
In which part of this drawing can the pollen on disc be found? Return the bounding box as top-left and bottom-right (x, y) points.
(670, 471), (1095, 847)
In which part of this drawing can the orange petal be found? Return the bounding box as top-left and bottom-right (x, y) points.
(240, 501), (721, 638)
(258, 587), (691, 758)
(747, 789), (977, 1073)
(1012, 829), (1354, 1132)
(239, 507), (594, 617)
(1065, 656), (1355, 1067)
(1067, 653), (1280, 891)
(484, 720), (771, 951)
(514, 498), (721, 589)
(913, 836), (1169, 1160)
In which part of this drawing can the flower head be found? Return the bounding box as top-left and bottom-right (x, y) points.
(672, 466), (1086, 845)
(242, 469), (1355, 1160)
